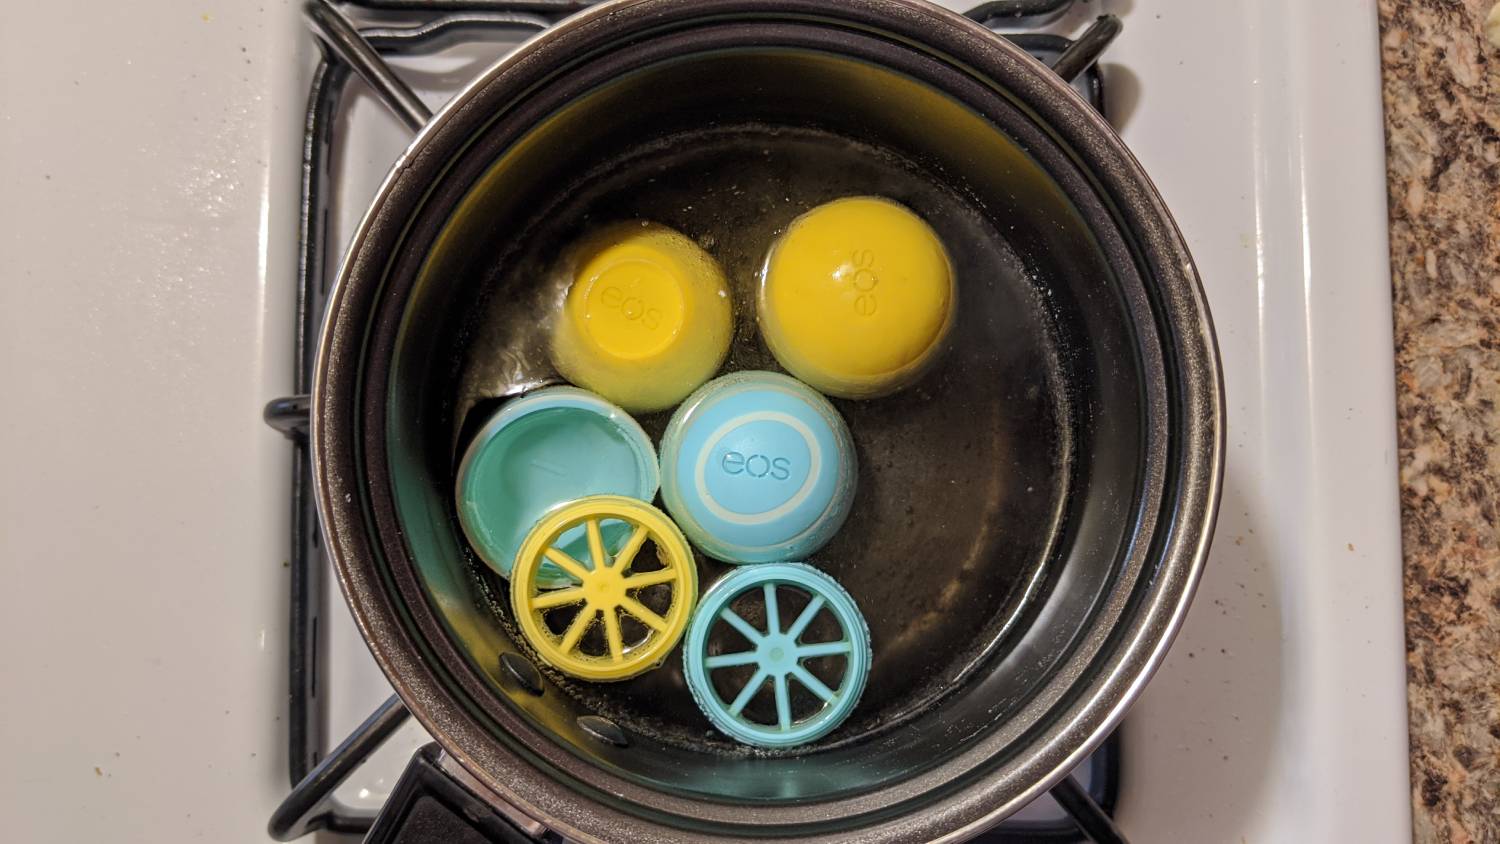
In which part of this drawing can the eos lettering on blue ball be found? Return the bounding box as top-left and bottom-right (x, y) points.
(660, 371), (857, 563)
(720, 451), (792, 480)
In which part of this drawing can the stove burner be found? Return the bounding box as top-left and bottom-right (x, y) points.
(263, 1), (1121, 841)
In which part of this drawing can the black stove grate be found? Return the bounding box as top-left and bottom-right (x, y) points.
(263, 2), (1122, 841)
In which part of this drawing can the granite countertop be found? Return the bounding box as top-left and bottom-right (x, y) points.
(1380, 0), (1500, 840)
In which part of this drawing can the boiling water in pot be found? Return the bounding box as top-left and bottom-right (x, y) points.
(454, 124), (1073, 754)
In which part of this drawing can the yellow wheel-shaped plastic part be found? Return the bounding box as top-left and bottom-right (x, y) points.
(510, 496), (699, 682)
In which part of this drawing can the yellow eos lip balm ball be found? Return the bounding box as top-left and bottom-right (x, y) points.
(758, 197), (954, 399)
(551, 222), (733, 413)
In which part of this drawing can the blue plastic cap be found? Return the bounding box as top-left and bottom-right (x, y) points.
(660, 371), (856, 563)
(456, 387), (659, 587)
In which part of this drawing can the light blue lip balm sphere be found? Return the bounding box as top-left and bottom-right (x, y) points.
(659, 371), (857, 564)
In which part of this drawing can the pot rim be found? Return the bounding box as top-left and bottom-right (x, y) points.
(312, 1), (1225, 841)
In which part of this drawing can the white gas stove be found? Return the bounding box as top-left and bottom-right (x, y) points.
(0, 1), (1410, 841)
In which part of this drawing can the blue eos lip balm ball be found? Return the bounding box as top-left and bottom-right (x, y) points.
(659, 371), (857, 563)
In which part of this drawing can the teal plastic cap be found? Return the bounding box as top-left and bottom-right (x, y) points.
(456, 387), (659, 588)
(659, 371), (857, 564)
(683, 563), (872, 748)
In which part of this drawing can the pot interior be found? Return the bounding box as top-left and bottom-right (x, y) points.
(376, 34), (1153, 809)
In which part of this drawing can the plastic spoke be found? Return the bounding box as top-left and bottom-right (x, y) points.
(763, 583), (781, 634)
(558, 607), (597, 653)
(703, 651), (760, 669)
(789, 665), (838, 703)
(542, 547), (592, 581)
(719, 608), (764, 643)
(623, 568), (677, 590)
(619, 597), (669, 632)
(614, 524), (651, 572)
(530, 587), (587, 611)
(603, 607), (624, 663)
(586, 518), (607, 570)
(785, 595), (825, 640)
(728, 668), (768, 716)
(773, 674), (792, 730)
(795, 640), (853, 659)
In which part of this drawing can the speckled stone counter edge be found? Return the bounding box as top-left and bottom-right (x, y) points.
(1379, 0), (1500, 840)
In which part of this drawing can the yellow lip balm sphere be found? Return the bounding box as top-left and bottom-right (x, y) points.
(758, 197), (955, 399)
(551, 222), (734, 413)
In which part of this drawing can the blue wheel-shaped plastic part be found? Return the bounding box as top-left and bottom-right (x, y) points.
(683, 564), (871, 749)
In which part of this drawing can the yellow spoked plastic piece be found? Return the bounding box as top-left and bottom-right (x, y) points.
(510, 495), (699, 682)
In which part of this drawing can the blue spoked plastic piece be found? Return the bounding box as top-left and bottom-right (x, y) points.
(659, 371), (856, 564)
(455, 387), (658, 588)
(683, 563), (871, 749)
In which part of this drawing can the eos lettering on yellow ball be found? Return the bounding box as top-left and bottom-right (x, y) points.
(552, 222), (733, 413)
(758, 197), (954, 399)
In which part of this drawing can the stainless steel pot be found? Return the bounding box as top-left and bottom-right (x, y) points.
(310, 1), (1224, 841)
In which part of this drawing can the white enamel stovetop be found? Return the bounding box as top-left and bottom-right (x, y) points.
(0, 1), (1410, 842)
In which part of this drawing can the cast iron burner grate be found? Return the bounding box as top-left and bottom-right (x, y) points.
(263, 1), (1124, 841)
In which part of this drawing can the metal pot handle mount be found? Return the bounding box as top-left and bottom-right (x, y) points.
(265, 1), (1126, 842)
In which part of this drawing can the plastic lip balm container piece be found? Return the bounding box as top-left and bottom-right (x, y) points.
(659, 371), (856, 564)
(758, 196), (955, 399)
(683, 563), (872, 748)
(551, 221), (734, 414)
(455, 387), (659, 589)
(511, 495), (698, 682)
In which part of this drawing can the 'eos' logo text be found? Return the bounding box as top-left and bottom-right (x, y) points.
(599, 284), (662, 330)
(850, 250), (879, 317)
(721, 451), (793, 481)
